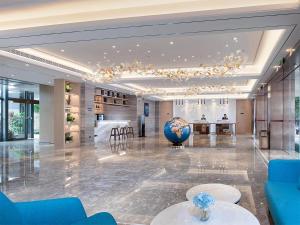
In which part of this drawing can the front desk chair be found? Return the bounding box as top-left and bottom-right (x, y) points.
(0, 192), (117, 225)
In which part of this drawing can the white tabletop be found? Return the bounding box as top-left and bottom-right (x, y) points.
(150, 201), (260, 225)
(186, 183), (241, 204)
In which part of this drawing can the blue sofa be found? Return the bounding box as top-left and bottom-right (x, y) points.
(0, 192), (117, 225)
(265, 159), (300, 225)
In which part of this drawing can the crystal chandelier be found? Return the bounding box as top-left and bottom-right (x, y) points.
(83, 53), (244, 83)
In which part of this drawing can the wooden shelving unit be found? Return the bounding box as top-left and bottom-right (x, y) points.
(54, 79), (81, 149)
(94, 88), (129, 114)
(64, 81), (81, 148)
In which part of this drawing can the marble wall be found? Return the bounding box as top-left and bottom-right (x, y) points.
(255, 40), (300, 151)
(173, 99), (237, 123)
(80, 83), (95, 145)
(39, 84), (54, 143)
(103, 95), (138, 133)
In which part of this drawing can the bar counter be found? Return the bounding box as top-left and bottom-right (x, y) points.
(94, 120), (131, 142)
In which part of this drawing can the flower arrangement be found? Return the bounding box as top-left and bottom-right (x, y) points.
(193, 192), (215, 209)
(192, 192), (215, 221)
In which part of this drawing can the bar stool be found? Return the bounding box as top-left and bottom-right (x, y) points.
(109, 128), (120, 141)
(119, 127), (127, 139)
(126, 127), (134, 138)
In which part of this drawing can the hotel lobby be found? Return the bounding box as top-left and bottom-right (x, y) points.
(0, 1), (300, 225)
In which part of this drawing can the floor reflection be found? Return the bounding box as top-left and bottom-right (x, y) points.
(0, 141), (40, 192)
(0, 136), (270, 225)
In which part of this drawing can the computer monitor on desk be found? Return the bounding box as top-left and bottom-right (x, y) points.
(222, 114), (228, 120)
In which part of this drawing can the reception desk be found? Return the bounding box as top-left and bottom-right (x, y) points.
(190, 121), (236, 136)
(94, 120), (131, 142)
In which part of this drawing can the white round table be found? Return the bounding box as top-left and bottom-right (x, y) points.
(186, 183), (241, 203)
(150, 201), (260, 225)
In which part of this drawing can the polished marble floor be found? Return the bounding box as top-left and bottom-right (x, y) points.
(0, 135), (270, 225)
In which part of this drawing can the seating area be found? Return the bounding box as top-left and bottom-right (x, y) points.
(0, 192), (117, 225)
(1, 1), (300, 225)
(265, 160), (300, 225)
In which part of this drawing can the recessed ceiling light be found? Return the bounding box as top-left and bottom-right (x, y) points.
(217, 51), (221, 55)
(104, 52), (107, 55)
(161, 53), (165, 57)
(128, 49), (132, 52)
(112, 45), (116, 49)
(136, 43), (140, 47)
(236, 49), (242, 54)
(103, 56), (106, 59)
(273, 65), (281, 71)
(233, 37), (238, 42)
(60, 49), (65, 52)
(191, 55), (195, 58)
(11, 74), (15, 77)
(173, 59), (176, 62)
(184, 58), (188, 62)
(147, 50), (151, 53)
(225, 44), (229, 48)
(169, 41), (174, 45)
(48, 81), (51, 84)
(25, 63), (29, 67)
(116, 50), (120, 53)
(177, 55), (181, 58)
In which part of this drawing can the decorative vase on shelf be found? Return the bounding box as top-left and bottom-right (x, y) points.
(192, 192), (215, 221)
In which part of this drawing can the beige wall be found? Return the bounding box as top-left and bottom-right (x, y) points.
(39, 84), (54, 143)
(236, 99), (253, 135)
(159, 101), (173, 134)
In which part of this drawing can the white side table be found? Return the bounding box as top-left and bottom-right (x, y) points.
(150, 201), (260, 225)
(186, 183), (241, 203)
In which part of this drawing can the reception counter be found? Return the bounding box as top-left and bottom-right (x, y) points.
(189, 121), (236, 136)
(94, 120), (131, 142)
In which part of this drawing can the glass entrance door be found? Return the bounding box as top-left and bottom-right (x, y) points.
(8, 100), (26, 140)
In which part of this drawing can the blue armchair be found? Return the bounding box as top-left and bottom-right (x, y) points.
(265, 159), (300, 225)
(0, 192), (117, 225)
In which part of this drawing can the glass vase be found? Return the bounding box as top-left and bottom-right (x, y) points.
(196, 207), (210, 221)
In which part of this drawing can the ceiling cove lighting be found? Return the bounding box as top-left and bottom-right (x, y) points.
(0, 0), (298, 31)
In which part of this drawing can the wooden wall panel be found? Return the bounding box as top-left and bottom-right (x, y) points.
(236, 99), (253, 135)
(159, 101), (173, 135)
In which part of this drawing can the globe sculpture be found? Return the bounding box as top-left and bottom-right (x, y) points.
(164, 117), (191, 146)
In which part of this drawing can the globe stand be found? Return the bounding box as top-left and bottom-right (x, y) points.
(171, 143), (185, 149)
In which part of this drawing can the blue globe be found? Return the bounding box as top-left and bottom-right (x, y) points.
(164, 117), (191, 146)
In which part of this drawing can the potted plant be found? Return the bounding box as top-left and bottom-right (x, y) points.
(65, 82), (72, 93)
(66, 113), (75, 124)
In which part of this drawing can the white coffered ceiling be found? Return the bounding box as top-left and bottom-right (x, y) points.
(0, 0), (299, 100)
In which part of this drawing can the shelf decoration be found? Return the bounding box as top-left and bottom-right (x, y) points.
(65, 132), (73, 144)
(66, 113), (76, 123)
(65, 82), (72, 93)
